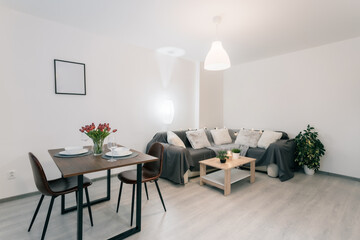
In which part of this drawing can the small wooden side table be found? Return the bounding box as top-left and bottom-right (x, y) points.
(199, 156), (256, 196)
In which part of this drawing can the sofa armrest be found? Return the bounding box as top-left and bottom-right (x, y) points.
(161, 143), (188, 153)
(157, 143), (190, 184)
(265, 139), (296, 181)
(270, 139), (295, 151)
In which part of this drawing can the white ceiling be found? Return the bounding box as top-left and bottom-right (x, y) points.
(1, 0), (360, 65)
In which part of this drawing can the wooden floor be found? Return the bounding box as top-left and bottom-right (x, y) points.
(0, 171), (359, 240)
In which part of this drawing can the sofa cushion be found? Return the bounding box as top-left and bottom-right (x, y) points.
(186, 129), (211, 149)
(257, 130), (282, 149)
(235, 129), (262, 148)
(167, 131), (185, 148)
(210, 129), (232, 145)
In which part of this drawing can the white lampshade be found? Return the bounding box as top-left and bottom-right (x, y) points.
(204, 41), (231, 71)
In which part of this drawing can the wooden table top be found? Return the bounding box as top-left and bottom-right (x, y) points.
(199, 156), (256, 170)
(49, 146), (158, 178)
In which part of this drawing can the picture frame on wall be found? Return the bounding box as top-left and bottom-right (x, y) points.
(54, 59), (86, 95)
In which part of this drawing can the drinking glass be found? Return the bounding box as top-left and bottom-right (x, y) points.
(107, 135), (117, 162)
(81, 132), (89, 148)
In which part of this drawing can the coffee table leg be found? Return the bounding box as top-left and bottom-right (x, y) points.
(200, 163), (206, 186)
(250, 161), (255, 183)
(224, 169), (231, 196)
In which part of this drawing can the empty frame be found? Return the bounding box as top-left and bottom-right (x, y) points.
(54, 59), (86, 95)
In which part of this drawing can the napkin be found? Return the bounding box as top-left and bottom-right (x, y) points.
(114, 147), (129, 154)
(65, 146), (84, 153)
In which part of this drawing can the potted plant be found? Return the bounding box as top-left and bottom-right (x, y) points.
(231, 148), (241, 159)
(294, 125), (325, 175)
(217, 150), (229, 163)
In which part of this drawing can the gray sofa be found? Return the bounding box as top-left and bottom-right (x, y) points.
(146, 129), (295, 184)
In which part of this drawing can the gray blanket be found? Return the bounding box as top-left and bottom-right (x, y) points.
(256, 139), (296, 181)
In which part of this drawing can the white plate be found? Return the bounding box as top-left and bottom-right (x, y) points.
(59, 149), (88, 156)
(114, 147), (129, 152)
(106, 150), (132, 157)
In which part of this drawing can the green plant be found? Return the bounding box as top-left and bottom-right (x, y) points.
(294, 125), (325, 171)
(231, 148), (241, 154)
(217, 150), (229, 160)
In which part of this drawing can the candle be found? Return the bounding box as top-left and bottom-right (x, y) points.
(227, 150), (232, 160)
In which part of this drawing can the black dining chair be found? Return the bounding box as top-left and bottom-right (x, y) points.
(28, 152), (94, 240)
(116, 142), (166, 226)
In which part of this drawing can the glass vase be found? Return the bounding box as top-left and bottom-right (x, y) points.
(92, 139), (104, 156)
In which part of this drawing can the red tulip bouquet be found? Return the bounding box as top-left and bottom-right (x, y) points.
(80, 123), (117, 155)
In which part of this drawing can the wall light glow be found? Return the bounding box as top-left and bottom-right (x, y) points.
(160, 99), (175, 125)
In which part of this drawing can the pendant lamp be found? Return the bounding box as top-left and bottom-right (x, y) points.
(204, 16), (231, 71)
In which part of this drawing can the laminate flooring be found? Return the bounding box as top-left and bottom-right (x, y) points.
(0, 171), (359, 240)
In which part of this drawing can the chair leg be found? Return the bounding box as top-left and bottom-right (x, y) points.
(85, 188), (94, 227)
(28, 194), (45, 232)
(144, 182), (149, 200)
(116, 181), (123, 213)
(130, 184), (135, 226)
(75, 191), (78, 205)
(155, 180), (166, 212)
(41, 196), (55, 240)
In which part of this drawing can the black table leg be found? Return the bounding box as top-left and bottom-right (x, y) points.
(77, 175), (83, 240)
(107, 169), (111, 199)
(62, 169), (111, 214)
(136, 163), (141, 230)
(108, 164), (142, 239)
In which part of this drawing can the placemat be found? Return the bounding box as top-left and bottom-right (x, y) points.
(101, 152), (139, 160)
(54, 151), (93, 158)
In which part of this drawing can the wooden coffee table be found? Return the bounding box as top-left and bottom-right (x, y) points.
(199, 156), (256, 196)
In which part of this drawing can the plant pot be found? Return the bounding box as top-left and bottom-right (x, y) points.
(232, 153), (240, 159)
(304, 165), (315, 175)
(220, 159), (226, 163)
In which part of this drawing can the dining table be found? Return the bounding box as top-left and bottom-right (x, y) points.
(48, 146), (158, 240)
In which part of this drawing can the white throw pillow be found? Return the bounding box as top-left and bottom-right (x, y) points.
(167, 131), (186, 148)
(235, 129), (262, 148)
(186, 129), (211, 149)
(257, 130), (282, 149)
(210, 128), (232, 145)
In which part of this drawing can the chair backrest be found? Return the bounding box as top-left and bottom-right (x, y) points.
(28, 152), (54, 196)
(143, 142), (164, 178)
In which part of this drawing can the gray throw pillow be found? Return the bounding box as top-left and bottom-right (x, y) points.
(210, 128), (232, 145)
(257, 130), (282, 149)
(186, 129), (211, 149)
(167, 131), (186, 148)
(235, 129), (262, 148)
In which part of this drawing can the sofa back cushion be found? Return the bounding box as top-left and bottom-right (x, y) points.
(210, 129), (233, 145)
(186, 129), (212, 149)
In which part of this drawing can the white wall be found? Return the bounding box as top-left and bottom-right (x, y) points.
(0, 6), (197, 199)
(199, 63), (224, 129)
(224, 37), (360, 178)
